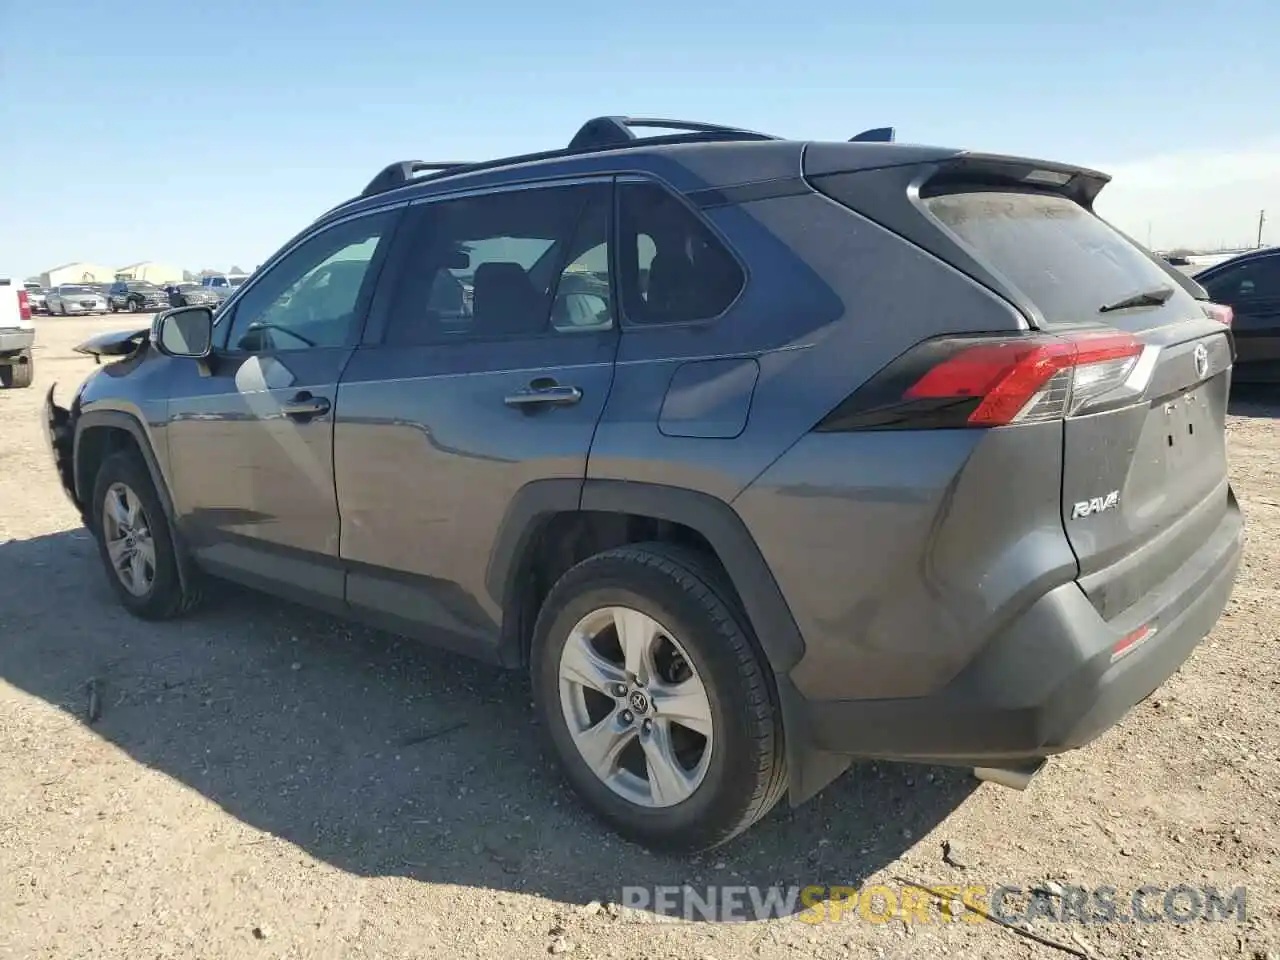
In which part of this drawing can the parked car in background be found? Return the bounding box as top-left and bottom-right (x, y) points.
(45, 284), (108, 315)
(200, 274), (249, 300)
(0, 278), (35, 388)
(1194, 247), (1280, 383)
(44, 116), (1243, 852)
(165, 282), (219, 308)
(23, 281), (49, 314)
(108, 280), (169, 313)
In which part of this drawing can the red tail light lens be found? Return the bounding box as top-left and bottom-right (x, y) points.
(816, 331), (1150, 432)
(907, 332), (1143, 426)
(1201, 302), (1232, 326)
(17, 290), (31, 321)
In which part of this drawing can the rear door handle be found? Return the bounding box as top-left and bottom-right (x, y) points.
(281, 392), (331, 419)
(504, 384), (583, 408)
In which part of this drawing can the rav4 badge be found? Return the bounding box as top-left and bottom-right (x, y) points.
(1071, 490), (1120, 519)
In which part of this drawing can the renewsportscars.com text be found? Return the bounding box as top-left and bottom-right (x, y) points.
(619, 883), (1248, 925)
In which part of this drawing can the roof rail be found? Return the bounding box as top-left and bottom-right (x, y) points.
(361, 161), (473, 198)
(355, 117), (782, 201)
(566, 116), (779, 151)
(849, 126), (896, 143)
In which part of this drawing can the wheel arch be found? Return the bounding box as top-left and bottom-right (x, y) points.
(74, 409), (199, 597)
(73, 410), (174, 519)
(487, 479), (806, 674)
(487, 479), (849, 805)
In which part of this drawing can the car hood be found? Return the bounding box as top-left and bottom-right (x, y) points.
(73, 326), (149, 358)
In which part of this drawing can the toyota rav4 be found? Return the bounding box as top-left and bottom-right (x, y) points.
(44, 117), (1244, 851)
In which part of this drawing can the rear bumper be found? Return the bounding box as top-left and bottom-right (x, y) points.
(800, 492), (1243, 764)
(0, 329), (35, 353)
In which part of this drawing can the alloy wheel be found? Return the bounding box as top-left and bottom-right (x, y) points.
(558, 606), (714, 807)
(101, 481), (156, 597)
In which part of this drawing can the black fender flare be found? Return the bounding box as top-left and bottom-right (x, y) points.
(486, 478), (807, 674)
(73, 409), (198, 595)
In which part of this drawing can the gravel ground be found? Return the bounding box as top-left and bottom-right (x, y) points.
(1, 316), (1278, 960)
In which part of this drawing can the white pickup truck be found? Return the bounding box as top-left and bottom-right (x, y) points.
(0, 277), (36, 388)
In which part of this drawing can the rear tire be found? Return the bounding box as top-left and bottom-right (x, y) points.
(0, 351), (33, 388)
(91, 450), (201, 620)
(531, 543), (787, 852)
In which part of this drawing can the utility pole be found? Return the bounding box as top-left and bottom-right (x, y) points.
(1258, 210), (1267, 248)
(1146, 222), (1153, 248)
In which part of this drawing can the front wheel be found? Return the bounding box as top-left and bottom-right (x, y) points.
(127, 299), (139, 313)
(91, 450), (201, 619)
(532, 543), (787, 852)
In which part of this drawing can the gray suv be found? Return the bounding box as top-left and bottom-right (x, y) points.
(44, 117), (1244, 851)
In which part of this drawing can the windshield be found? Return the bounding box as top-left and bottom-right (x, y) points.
(129, 283), (159, 291)
(61, 286), (92, 294)
(229, 277), (247, 287)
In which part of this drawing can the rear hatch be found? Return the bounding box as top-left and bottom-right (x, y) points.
(923, 188), (1233, 619)
(810, 150), (1234, 622)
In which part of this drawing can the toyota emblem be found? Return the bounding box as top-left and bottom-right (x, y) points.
(1193, 343), (1209, 380)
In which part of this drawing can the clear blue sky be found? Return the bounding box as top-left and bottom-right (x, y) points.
(3, 0), (1278, 278)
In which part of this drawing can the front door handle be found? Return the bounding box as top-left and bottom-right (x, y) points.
(503, 384), (583, 409)
(281, 392), (331, 420)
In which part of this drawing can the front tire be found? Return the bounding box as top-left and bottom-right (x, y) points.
(127, 299), (139, 313)
(0, 351), (33, 388)
(532, 543), (787, 852)
(91, 450), (200, 620)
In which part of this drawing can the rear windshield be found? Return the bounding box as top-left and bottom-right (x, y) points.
(923, 191), (1196, 328)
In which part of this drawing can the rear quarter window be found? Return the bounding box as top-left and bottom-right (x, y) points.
(923, 191), (1198, 329)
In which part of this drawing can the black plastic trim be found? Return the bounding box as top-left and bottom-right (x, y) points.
(579, 480), (805, 671)
(486, 478), (583, 605)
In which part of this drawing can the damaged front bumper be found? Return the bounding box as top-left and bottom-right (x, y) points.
(43, 385), (86, 523)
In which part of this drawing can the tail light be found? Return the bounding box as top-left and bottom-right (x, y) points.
(816, 330), (1153, 432)
(1201, 302), (1232, 326)
(17, 290), (31, 321)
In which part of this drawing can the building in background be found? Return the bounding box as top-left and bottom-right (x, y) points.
(115, 261), (182, 284)
(39, 262), (115, 287)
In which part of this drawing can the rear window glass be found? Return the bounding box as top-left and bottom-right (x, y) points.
(923, 191), (1194, 327)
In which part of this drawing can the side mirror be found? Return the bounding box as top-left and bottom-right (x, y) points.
(153, 306), (213, 358)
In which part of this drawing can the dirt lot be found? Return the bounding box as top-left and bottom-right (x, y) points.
(1, 316), (1277, 960)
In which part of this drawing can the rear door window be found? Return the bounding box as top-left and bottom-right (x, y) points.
(382, 182), (613, 345)
(923, 191), (1199, 329)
